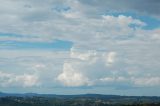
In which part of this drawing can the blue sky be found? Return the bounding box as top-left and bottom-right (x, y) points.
(0, 0), (160, 96)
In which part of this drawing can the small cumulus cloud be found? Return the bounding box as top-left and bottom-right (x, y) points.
(57, 63), (92, 87)
(100, 76), (127, 83)
(132, 77), (160, 87)
(105, 51), (117, 66)
(102, 15), (146, 27)
(0, 71), (40, 87)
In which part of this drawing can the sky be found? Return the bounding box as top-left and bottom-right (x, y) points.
(0, 0), (160, 96)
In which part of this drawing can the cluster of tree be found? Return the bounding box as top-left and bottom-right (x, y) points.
(0, 96), (160, 106)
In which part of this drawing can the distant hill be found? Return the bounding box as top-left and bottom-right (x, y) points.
(0, 92), (47, 97)
(0, 92), (160, 106)
(0, 92), (159, 99)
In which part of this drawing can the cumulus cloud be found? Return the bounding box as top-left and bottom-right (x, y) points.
(102, 15), (146, 27)
(100, 76), (128, 83)
(0, 49), (70, 88)
(70, 48), (97, 61)
(56, 41), (160, 88)
(0, 0), (160, 95)
(0, 71), (39, 87)
(0, 13), (159, 90)
(99, 76), (160, 87)
(57, 49), (118, 87)
(105, 51), (116, 66)
(132, 77), (160, 87)
(57, 63), (92, 87)
(13, 74), (39, 87)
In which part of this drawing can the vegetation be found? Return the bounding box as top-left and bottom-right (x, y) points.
(0, 94), (160, 106)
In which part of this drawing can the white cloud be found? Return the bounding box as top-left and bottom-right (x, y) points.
(0, 71), (39, 87)
(70, 48), (97, 61)
(56, 42), (160, 88)
(62, 11), (81, 19)
(0, 0), (160, 94)
(102, 15), (146, 27)
(132, 77), (160, 87)
(100, 77), (115, 82)
(105, 51), (116, 66)
(57, 63), (92, 87)
(13, 74), (39, 87)
(57, 49), (118, 87)
(100, 76), (128, 83)
(0, 1), (149, 44)
(0, 49), (70, 88)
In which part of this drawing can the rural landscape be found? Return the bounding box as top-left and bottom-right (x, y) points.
(0, 93), (160, 106)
